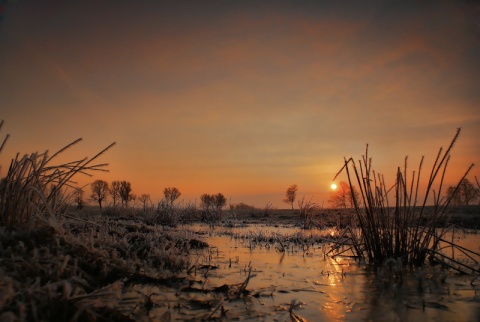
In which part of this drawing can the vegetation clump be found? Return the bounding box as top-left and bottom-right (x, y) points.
(333, 128), (477, 268)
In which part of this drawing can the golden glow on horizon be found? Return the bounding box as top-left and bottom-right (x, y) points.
(0, 1), (478, 209)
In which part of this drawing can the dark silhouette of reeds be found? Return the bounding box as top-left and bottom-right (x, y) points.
(334, 128), (475, 266)
(0, 120), (116, 225)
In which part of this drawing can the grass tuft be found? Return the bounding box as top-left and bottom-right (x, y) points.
(0, 122), (116, 226)
(333, 128), (475, 266)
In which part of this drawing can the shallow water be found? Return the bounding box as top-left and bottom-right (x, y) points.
(142, 224), (480, 321)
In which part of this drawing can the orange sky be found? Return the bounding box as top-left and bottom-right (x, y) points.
(0, 1), (479, 208)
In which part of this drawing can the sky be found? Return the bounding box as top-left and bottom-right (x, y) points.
(0, 0), (479, 208)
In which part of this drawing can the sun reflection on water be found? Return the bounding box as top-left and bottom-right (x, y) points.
(181, 223), (480, 322)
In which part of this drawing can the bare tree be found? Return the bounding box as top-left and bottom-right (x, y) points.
(446, 178), (479, 206)
(90, 180), (109, 208)
(164, 187), (181, 206)
(74, 189), (84, 210)
(200, 193), (215, 211)
(328, 181), (359, 209)
(213, 193), (227, 211)
(119, 180), (132, 207)
(445, 186), (462, 206)
(110, 180), (121, 207)
(283, 184), (298, 209)
(200, 193), (227, 222)
(200, 193), (227, 211)
(139, 193), (150, 212)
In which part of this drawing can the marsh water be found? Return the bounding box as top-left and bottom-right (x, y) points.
(138, 224), (480, 321)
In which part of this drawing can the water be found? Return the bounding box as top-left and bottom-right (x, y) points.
(141, 224), (480, 321)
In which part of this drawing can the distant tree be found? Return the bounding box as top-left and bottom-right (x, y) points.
(90, 180), (109, 208)
(139, 194), (151, 212)
(283, 184), (298, 209)
(74, 189), (84, 210)
(200, 193), (226, 211)
(130, 193), (137, 207)
(200, 193), (226, 222)
(164, 187), (181, 206)
(231, 202), (255, 210)
(110, 180), (121, 207)
(119, 180), (132, 207)
(213, 193), (227, 210)
(446, 178), (479, 206)
(328, 181), (360, 209)
(200, 193), (215, 211)
(445, 186), (462, 206)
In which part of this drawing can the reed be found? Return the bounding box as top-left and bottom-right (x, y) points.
(298, 196), (318, 229)
(334, 128), (474, 266)
(0, 122), (116, 225)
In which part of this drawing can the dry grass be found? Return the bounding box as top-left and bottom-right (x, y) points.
(0, 213), (200, 321)
(0, 123), (116, 226)
(0, 120), (203, 320)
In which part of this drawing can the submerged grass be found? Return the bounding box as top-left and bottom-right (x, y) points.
(333, 128), (476, 267)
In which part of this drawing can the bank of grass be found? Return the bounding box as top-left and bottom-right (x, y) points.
(0, 211), (206, 321)
(0, 124), (201, 321)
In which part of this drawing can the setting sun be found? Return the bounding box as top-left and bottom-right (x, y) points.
(331, 183), (337, 190)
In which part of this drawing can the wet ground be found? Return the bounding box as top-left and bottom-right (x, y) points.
(134, 224), (480, 321)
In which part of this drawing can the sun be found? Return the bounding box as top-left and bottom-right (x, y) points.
(330, 183), (337, 190)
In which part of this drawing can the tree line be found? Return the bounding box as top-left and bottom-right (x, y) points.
(84, 178), (478, 212)
(85, 180), (227, 211)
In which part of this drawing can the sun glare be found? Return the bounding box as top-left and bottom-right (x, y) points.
(330, 183), (337, 190)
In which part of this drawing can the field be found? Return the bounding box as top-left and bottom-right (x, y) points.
(1, 127), (479, 320)
(1, 204), (479, 321)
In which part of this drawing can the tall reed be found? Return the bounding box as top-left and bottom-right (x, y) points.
(334, 128), (474, 266)
(0, 120), (116, 225)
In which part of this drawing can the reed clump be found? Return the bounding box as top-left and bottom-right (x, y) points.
(334, 128), (475, 267)
(0, 121), (116, 226)
(298, 197), (319, 229)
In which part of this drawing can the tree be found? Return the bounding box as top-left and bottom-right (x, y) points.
(328, 181), (360, 209)
(200, 193), (227, 211)
(164, 187), (181, 206)
(90, 180), (109, 208)
(74, 189), (84, 210)
(200, 193), (227, 222)
(283, 184), (298, 209)
(200, 193), (215, 211)
(445, 186), (462, 206)
(213, 193), (227, 210)
(446, 178), (479, 206)
(119, 180), (132, 207)
(110, 180), (121, 207)
(139, 194), (151, 212)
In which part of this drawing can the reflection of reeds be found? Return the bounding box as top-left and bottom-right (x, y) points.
(334, 128), (474, 266)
